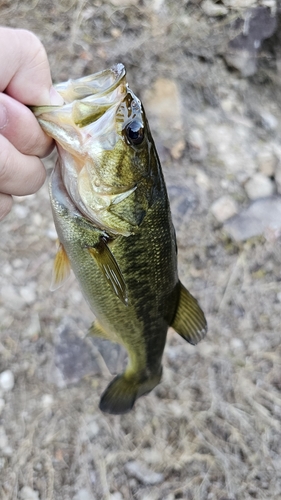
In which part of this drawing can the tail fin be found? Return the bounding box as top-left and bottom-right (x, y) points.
(99, 370), (162, 415)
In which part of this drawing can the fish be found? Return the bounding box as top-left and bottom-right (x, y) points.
(33, 63), (207, 414)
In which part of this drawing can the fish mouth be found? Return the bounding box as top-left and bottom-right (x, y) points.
(33, 63), (127, 133)
(33, 64), (148, 236)
(55, 63), (127, 104)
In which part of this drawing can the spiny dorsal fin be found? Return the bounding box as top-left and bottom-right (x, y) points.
(50, 241), (71, 291)
(87, 239), (128, 306)
(171, 282), (207, 345)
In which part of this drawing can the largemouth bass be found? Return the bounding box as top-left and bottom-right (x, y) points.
(33, 64), (207, 414)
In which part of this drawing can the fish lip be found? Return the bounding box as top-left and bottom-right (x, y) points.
(55, 63), (127, 104)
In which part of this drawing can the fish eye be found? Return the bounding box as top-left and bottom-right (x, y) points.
(125, 120), (144, 146)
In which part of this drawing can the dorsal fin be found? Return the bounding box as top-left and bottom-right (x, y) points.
(171, 282), (207, 345)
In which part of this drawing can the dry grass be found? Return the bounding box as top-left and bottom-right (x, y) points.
(0, 1), (281, 499)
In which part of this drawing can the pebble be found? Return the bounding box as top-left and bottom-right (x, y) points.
(13, 204), (30, 219)
(81, 420), (100, 441)
(110, 493), (123, 500)
(206, 123), (256, 180)
(73, 489), (94, 500)
(0, 285), (25, 310)
(19, 486), (40, 500)
(143, 78), (183, 148)
(124, 460), (164, 485)
(224, 196), (281, 241)
(257, 149), (277, 177)
(244, 173), (275, 200)
(188, 128), (208, 161)
(201, 0), (228, 16)
(259, 110), (278, 131)
(41, 394), (54, 409)
(0, 370), (15, 392)
(19, 284), (37, 305)
(24, 314), (41, 339)
(211, 196), (238, 223)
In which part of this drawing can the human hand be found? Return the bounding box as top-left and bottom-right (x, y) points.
(0, 27), (63, 220)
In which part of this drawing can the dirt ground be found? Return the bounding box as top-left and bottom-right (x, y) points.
(0, 1), (281, 499)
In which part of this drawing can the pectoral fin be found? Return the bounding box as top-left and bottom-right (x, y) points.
(50, 241), (71, 291)
(171, 282), (207, 345)
(87, 239), (128, 306)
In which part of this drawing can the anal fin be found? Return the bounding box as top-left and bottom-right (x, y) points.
(50, 241), (71, 291)
(171, 282), (207, 345)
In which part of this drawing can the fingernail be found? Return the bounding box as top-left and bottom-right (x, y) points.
(49, 86), (64, 105)
(0, 104), (8, 130)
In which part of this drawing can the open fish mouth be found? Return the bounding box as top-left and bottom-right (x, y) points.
(32, 64), (148, 236)
(32, 63), (127, 135)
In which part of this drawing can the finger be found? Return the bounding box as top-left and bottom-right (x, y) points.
(0, 93), (54, 158)
(0, 27), (63, 106)
(0, 134), (46, 196)
(0, 193), (13, 220)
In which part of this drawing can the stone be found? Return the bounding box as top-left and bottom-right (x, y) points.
(73, 489), (94, 500)
(143, 78), (183, 148)
(188, 128), (208, 162)
(124, 460), (164, 485)
(257, 149), (277, 177)
(41, 394), (54, 408)
(244, 173), (275, 200)
(201, 0), (228, 16)
(0, 370), (15, 392)
(224, 8), (277, 76)
(224, 196), (281, 241)
(211, 196), (238, 223)
(19, 486), (40, 500)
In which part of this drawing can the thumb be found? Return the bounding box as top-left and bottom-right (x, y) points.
(0, 27), (63, 106)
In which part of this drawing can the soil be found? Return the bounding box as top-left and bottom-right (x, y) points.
(0, 1), (281, 499)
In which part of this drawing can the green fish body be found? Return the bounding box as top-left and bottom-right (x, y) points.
(33, 64), (207, 414)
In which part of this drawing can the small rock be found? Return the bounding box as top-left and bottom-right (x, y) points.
(230, 338), (245, 352)
(0, 285), (25, 310)
(81, 420), (100, 442)
(125, 460), (164, 485)
(19, 486), (40, 500)
(259, 111), (278, 131)
(195, 170), (210, 191)
(257, 149), (277, 177)
(143, 78), (183, 148)
(170, 139), (185, 160)
(110, 493), (123, 500)
(13, 204), (30, 219)
(0, 370), (15, 392)
(19, 284), (37, 305)
(188, 128), (208, 161)
(224, 8), (277, 76)
(201, 0), (228, 17)
(211, 196), (238, 223)
(224, 196), (281, 241)
(41, 394), (54, 409)
(24, 314), (41, 339)
(73, 489), (94, 500)
(244, 173), (275, 200)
